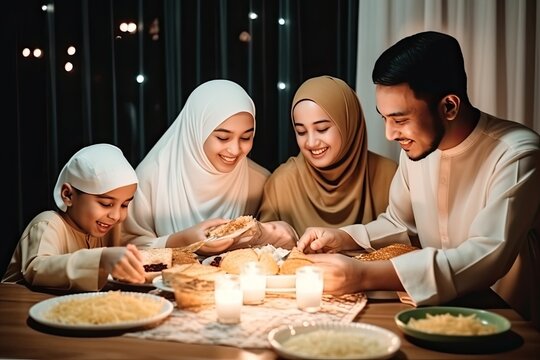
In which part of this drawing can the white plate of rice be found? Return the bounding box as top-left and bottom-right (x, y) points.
(29, 291), (173, 330)
(268, 322), (400, 359)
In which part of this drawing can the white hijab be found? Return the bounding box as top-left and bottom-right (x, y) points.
(53, 144), (138, 212)
(129, 79), (256, 239)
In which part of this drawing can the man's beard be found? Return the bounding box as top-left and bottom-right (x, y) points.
(408, 116), (445, 162)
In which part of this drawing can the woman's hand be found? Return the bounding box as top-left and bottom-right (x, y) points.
(102, 244), (145, 284)
(255, 221), (298, 249)
(166, 218), (234, 254)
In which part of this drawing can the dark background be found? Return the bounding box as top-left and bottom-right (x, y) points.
(4, 0), (359, 274)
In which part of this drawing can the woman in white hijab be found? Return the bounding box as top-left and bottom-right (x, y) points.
(122, 79), (297, 254)
(2, 144), (145, 290)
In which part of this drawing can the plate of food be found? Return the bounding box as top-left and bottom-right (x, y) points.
(29, 291), (173, 330)
(268, 322), (400, 359)
(395, 306), (511, 343)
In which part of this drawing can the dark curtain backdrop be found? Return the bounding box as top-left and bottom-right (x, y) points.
(4, 0), (358, 273)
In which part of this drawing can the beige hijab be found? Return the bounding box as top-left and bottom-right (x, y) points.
(258, 76), (397, 234)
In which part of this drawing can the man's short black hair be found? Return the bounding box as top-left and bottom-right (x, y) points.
(372, 31), (469, 104)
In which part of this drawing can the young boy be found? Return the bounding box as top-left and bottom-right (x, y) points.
(2, 144), (146, 290)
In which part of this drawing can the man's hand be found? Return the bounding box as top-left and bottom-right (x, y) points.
(304, 253), (363, 295)
(297, 227), (357, 254)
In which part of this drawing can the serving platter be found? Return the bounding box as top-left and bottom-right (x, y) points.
(29, 292), (173, 330)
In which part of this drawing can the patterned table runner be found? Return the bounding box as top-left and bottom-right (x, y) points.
(125, 291), (367, 349)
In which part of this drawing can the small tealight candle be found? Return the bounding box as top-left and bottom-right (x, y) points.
(214, 274), (243, 324)
(240, 261), (266, 305)
(295, 266), (324, 313)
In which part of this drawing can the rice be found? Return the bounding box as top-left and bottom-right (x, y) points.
(281, 329), (385, 358)
(407, 313), (498, 335)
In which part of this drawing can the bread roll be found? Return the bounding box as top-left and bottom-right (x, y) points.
(258, 252), (279, 275)
(219, 248), (259, 274)
(279, 247), (313, 275)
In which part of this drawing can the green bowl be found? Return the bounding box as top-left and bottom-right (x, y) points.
(395, 306), (511, 343)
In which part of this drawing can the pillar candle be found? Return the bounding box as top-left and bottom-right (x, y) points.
(215, 274), (243, 324)
(240, 261), (266, 305)
(295, 266), (323, 312)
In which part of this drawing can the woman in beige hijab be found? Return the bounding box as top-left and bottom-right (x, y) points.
(258, 76), (397, 235)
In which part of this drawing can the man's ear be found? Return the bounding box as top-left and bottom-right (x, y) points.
(60, 183), (74, 207)
(441, 95), (460, 121)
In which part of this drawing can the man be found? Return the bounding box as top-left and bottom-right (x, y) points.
(297, 31), (540, 327)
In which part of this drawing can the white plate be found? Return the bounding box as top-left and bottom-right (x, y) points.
(107, 274), (155, 288)
(268, 322), (401, 359)
(29, 292), (173, 330)
(153, 275), (173, 292)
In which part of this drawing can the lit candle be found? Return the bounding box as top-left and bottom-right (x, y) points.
(240, 261), (266, 305)
(214, 274), (243, 324)
(295, 266), (324, 312)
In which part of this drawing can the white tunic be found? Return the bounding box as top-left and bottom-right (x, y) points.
(342, 112), (540, 324)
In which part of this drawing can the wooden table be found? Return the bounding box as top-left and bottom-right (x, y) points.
(0, 282), (539, 359)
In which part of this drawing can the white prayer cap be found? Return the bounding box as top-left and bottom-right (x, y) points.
(53, 144), (138, 212)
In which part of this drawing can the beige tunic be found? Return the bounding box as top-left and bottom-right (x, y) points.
(258, 76), (397, 234)
(2, 211), (109, 291)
